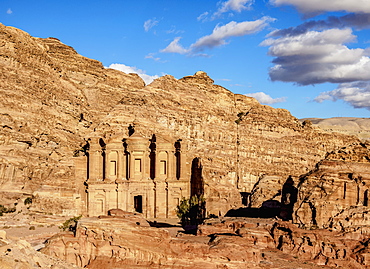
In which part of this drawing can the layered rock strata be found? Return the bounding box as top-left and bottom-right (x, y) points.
(43, 215), (270, 268)
(0, 23), (359, 216)
(294, 142), (370, 230)
(43, 214), (370, 268)
(0, 23), (144, 215)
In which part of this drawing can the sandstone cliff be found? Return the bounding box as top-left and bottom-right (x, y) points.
(0, 23), (360, 217)
(0, 23), (144, 214)
(294, 142), (370, 230)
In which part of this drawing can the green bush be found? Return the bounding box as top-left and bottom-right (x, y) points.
(176, 195), (206, 227)
(59, 215), (82, 232)
(24, 197), (33, 205)
(0, 205), (16, 216)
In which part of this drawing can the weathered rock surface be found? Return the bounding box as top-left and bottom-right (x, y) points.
(294, 142), (370, 230)
(89, 70), (358, 216)
(43, 214), (370, 268)
(302, 117), (370, 140)
(0, 23), (360, 216)
(44, 215), (269, 268)
(248, 142), (370, 231)
(0, 230), (80, 269)
(0, 23), (144, 215)
(2, 23), (370, 268)
(199, 218), (370, 268)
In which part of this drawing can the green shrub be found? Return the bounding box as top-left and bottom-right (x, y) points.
(24, 197), (33, 205)
(59, 215), (82, 232)
(29, 226), (35, 230)
(176, 195), (206, 227)
(0, 205), (16, 216)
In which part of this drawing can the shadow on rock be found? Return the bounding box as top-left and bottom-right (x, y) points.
(148, 221), (181, 228)
(225, 199), (281, 218)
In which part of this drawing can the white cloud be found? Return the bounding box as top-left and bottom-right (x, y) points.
(314, 81), (370, 110)
(145, 53), (161, 62)
(213, 0), (254, 19)
(107, 63), (159, 85)
(6, 8), (12, 14)
(191, 17), (274, 51)
(261, 28), (370, 85)
(270, 0), (370, 14)
(245, 92), (286, 104)
(197, 11), (209, 22)
(161, 37), (189, 54)
(160, 17), (274, 56)
(144, 18), (158, 32)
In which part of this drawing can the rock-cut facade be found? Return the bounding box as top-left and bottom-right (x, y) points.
(85, 132), (192, 218)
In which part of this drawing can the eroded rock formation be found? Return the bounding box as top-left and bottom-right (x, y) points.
(43, 214), (370, 268)
(2, 22), (370, 268)
(0, 230), (80, 268)
(294, 142), (370, 230)
(0, 23), (360, 217)
(0, 23), (144, 215)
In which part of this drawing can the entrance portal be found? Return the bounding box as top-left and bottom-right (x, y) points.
(134, 195), (143, 213)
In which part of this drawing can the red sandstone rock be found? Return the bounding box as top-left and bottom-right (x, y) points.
(43, 216), (370, 268)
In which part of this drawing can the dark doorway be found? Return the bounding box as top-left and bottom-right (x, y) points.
(175, 139), (182, 180)
(99, 138), (106, 180)
(240, 192), (250, 206)
(364, 190), (368, 206)
(149, 135), (156, 179)
(134, 195), (143, 213)
(191, 157), (204, 197)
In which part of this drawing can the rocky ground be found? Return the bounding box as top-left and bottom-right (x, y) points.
(0, 211), (81, 268)
(41, 212), (367, 269)
(1, 199), (370, 268)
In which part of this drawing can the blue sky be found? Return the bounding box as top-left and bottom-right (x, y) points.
(1, 0), (370, 119)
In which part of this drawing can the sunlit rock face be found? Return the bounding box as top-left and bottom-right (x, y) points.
(294, 142), (370, 230)
(0, 23), (145, 215)
(0, 23), (359, 217)
(43, 215), (370, 268)
(42, 215), (270, 268)
(4, 22), (370, 269)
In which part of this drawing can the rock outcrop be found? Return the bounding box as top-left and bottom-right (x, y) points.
(248, 142), (370, 231)
(43, 215), (370, 268)
(294, 142), (370, 230)
(43, 215), (272, 268)
(3, 23), (370, 269)
(0, 23), (360, 216)
(0, 230), (80, 268)
(0, 23), (145, 215)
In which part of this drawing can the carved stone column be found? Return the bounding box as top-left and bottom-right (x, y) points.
(88, 137), (104, 182)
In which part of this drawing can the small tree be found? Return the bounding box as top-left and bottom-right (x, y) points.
(59, 215), (82, 233)
(24, 197), (33, 205)
(0, 205), (16, 216)
(176, 195), (206, 229)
